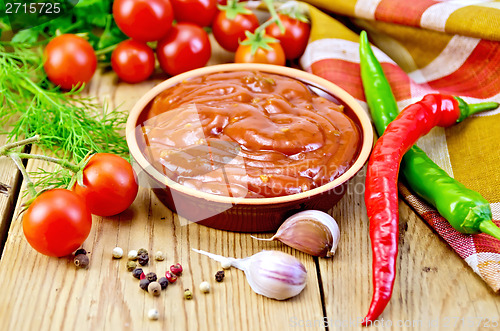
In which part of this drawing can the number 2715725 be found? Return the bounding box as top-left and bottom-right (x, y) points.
(5, 2), (61, 14)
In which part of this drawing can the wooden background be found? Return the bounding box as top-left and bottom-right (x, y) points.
(0, 37), (499, 331)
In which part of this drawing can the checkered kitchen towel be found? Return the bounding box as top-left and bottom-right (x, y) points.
(298, 0), (500, 290)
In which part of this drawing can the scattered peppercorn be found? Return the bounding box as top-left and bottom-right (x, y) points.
(127, 261), (137, 271)
(139, 279), (150, 291)
(158, 277), (168, 290)
(140, 272), (146, 280)
(184, 289), (193, 300)
(155, 251), (165, 261)
(138, 253), (149, 266)
(220, 259), (232, 269)
(112, 247), (124, 259)
(148, 308), (159, 321)
(165, 271), (178, 283)
(74, 248), (87, 256)
(199, 281), (210, 293)
(132, 268), (144, 279)
(146, 272), (157, 282)
(170, 263), (183, 275)
(148, 282), (161, 296)
(128, 250), (138, 260)
(215, 270), (225, 282)
(74, 254), (89, 269)
(137, 248), (148, 256)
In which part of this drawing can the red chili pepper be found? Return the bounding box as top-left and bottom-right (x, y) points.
(362, 94), (498, 325)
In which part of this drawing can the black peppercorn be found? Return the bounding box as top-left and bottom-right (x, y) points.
(139, 279), (150, 291)
(132, 268), (144, 279)
(158, 277), (168, 290)
(74, 248), (87, 256)
(215, 270), (225, 282)
(138, 253), (149, 266)
(137, 248), (148, 256)
(146, 272), (157, 282)
(74, 254), (89, 269)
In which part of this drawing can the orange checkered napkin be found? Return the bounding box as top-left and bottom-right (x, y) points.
(298, 0), (500, 291)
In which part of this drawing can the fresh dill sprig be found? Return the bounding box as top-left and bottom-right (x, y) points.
(0, 42), (129, 191)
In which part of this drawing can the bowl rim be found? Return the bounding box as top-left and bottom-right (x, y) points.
(126, 63), (373, 205)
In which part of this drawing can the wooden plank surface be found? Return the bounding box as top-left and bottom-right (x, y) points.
(1, 37), (499, 331)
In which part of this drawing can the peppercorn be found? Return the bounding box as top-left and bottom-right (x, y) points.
(132, 268), (143, 279)
(74, 254), (89, 269)
(148, 282), (161, 296)
(137, 248), (148, 256)
(215, 270), (225, 282)
(148, 308), (159, 321)
(138, 253), (149, 266)
(199, 281), (210, 293)
(146, 272), (157, 282)
(158, 277), (168, 290)
(220, 259), (231, 269)
(112, 247), (124, 259)
(140, 272), (146, 280)
(184, 289), (193, 300)
(139, 279), (150, 291)
(165, 271), (177, 283)
(127, 261), (137, 272)
(74, 248), (87, 256)
(170, 263), (183, 275)
(128, 250), (138, 260)
(155, 251), (165, 261)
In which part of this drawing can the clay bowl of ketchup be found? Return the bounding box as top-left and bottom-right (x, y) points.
(126, 63), (373, 232)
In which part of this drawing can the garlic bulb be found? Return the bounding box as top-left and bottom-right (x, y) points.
(192, 249), (307, 300)
(252, 210), (340, 257)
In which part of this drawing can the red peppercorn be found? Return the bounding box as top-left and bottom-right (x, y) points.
(170, 263), (183, 275)
(165, 271), (178, 283)
(140, 272), (146, 280)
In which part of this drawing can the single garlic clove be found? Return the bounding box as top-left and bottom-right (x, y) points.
(245, 251), (307, 300)
(253, 210), (340, 258)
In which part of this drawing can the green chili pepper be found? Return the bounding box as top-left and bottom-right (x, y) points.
(359, 30), (500, 239)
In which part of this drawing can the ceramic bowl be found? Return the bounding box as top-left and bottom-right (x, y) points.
(126, 63), (373, 232)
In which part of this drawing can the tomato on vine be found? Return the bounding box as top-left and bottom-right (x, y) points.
(23, 189), (92, 257)
(72, 153), (138, 217)
(156, 22), (212, 76)
(235, 30), (285, 66)
(212, 0), (259, 52)
(43, 34), (97, 90)
(111, 40), (155, 84)
(265, 13), (310, 60)
(113, 0), (174, 42)
(170, 0), (218, 27)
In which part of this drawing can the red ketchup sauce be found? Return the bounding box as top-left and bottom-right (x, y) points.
(141, 71), (361, 198)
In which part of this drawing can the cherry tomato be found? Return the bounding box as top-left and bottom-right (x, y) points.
(43, 34), (97, 90)
(113, 0), (174, 42)
(170, 0), (217, 27)
(212, 8), (259, 52)
(156, 23), (211, 76)
(235, 40), (286, 66)
(23, 189), (92, 257)
(72, 153), (138, 217)
(265, 14), (311, 60)
(111, 40), (155, 84)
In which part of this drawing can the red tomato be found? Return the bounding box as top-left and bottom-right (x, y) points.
(23, 189), (92, 257)
(111, 40), (155, 84)
(212, 9), (259, 52)
(170, 0), (217, 27)
(43, 34), (97, 90)
(113, 0), (174, 42)
(235, 41), (286, 66)
(265, 14), (311, 60)
(73, 153), (138, 217)
(156, 23), (211, 76)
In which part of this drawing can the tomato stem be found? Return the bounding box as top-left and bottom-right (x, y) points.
(9, 153), (38, 198)
(262, 0), (284, 34)
(0, 135), (40, 155)
(10, 152), (81, 173)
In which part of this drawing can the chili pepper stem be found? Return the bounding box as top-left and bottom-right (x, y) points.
(479, 221), (500, 241)
(467, 101), (499, 115)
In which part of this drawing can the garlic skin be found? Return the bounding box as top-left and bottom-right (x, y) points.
(192, 249), (307, 300)
(253, 210), (341, 258)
